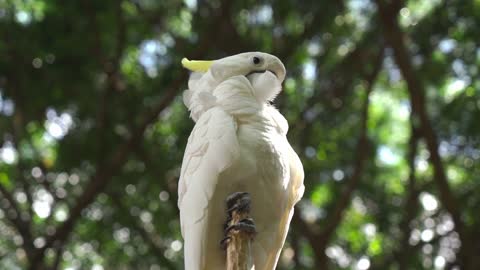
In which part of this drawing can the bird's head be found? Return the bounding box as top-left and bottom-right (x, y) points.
(182, 52), (286, 102)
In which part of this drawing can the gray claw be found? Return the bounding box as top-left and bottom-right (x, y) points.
(220, 236), (231, 250)
(226, 192), (250, 210)
(226, 192), (251, 216)
(225, 218), (256, 235)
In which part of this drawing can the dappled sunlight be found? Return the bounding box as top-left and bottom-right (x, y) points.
(113, 227), (131, 244)
(15, 10), (31, 24)
(332, 169), (345, 181)
(438, 39), (456, 54)
(54, 205), (68, 222)
(246, 5), (273, 25)
(1, 0), (479, 269)
(302, 60), (317, 82)
(356, 256), (370, 270)
(159, 190), (170, 202)
(421, 228), (434, 242)
(326, 245), (352, 268)
(444, 79), (467, 102)
(307, 40), (323, 56)
(33, 189), (54, 219)
(299, 200), (325, 223)
(347, 0), (375, 32)
(399, 0), (442, 28)
(170, 240), (182, 252)
(377, 145), (400, 165)
(0, 142), (17, 164)
(420, 192), (438, 212)
(184, 0), (197, 10)
(0, 96), (15, 116)
(139, 40), (167, 78)
(362, 223), (376, 240)
(45, 109), (73, 140)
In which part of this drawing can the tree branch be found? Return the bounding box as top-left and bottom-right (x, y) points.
(290, 231), (302, 268)
(225, 192), (255, 270)
(28, 76), (184, 268)
(3, 24), (36, 233)
(0, 184), (35, 257)
(315, 64), (376, 269)
(395, 124), (420, 270)
(51, 245), (64, 270)
(290, 32), (383, 135)
(292, 48), (382, 268)
(292, 211), (326, 264)
(27, 2), (247, 266)
(375, 0), (468, 265)
(109, 193), (177, 269)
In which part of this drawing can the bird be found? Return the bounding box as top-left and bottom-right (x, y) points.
(178, 52), (304, 270)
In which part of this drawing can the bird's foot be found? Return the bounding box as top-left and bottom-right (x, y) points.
(226, 192), (251, 216)
(220, 236), (231, 250)
(223, 216), (232, 231)
(220, 218), (256, 249)
(221, 192), (255, 250)
(225, 218), (256, 235)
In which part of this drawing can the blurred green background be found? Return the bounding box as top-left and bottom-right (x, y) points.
(1, 0), (479, 269)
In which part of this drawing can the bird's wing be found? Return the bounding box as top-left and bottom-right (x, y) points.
(178, 106), (239, 270)
(256, 107), (304, 270)
(258, 144), (305, 270)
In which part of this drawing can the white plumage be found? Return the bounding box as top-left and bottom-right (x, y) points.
(179, 52), (304, 270)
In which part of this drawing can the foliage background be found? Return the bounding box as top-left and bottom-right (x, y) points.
(1, 0), (479, 269)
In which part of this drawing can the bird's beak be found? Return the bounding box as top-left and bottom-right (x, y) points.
(181, 58), (214, 72)
(267, 59), (286, 82)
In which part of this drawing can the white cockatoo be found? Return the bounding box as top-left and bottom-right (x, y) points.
(178, 52), (304, 270)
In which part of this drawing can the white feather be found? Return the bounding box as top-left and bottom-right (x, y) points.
(178, 107), (240, 270)
(179, 52), (304, 270)
(246, 71), (282, 102)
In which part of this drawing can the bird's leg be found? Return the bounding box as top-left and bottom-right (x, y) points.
(222, 192), (256, 269)
(220, 218), (257, 250)
(222, 191), (250, 236)
(221, 192), (256, 250)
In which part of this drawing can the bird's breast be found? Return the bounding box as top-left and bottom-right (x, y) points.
(222, 111), (291, 207)
(237, 125), (287, 179)
(215, 111), (295, 264)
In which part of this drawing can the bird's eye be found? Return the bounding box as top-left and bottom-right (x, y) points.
(252, 56), (262, 65)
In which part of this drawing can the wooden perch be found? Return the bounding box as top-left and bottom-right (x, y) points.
(224, 192), (256, 270)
